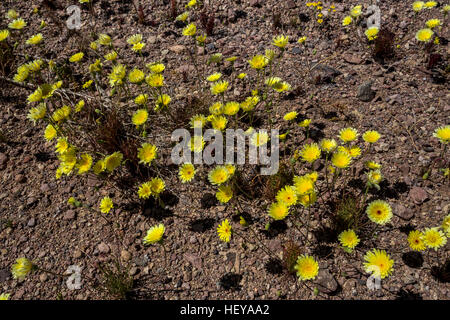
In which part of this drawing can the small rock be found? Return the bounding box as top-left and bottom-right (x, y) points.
(387, 94), (402, 105)
(26, 197), (36, 207)
(64, 210), (76, 220)
(39, 273), (48, 282)
(409, 187), (429, 205)
(40, 183), (51, 192)
(0, 269), (10, 283)
(120, 250), (131, 262)
(394, 204), (414, 220)
(0, 153), (8, 170)
(15, 174), (26, 183)
(310, 64), (341, 84)
(183, 253), (202, 269)
(148, 35), (157, 44)
(189, 236), (197, 244)
(183, 271), (192, 282)
(343, 53), (362, 64)
(133, 255), (149, 267)
(86, 176), (100, 187)
(286, 0), (296, 9)
(357, 81), (376, 102)
(97, 242), (110, 254)
(292, 47), (301, 54)
(15, 288), (25, 299)
(422, 144), (433, 152)
(181, 282), (191, 290)
(169, 45), (186, 54)
(27, 218), (36, 227)
(314, 269), (339, 294)
(176, 64), (195, 74)
(129, 267), (138, 276)
(73, 250), (83, 259)
(206, 43), (216, 51)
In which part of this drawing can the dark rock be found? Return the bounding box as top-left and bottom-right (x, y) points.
(0, 269), (10, 283)
(201, 193), (218, 209)
(292, 47), (301, 54)
(422, 144), (434, 152)
(315, 269), (339, 294)
(133, 255), (149, 267)
(394, 204), (414, 220)
(206, 43), (216, 51)
(229, 10), (247, 23)
(298, 12), (310, 22)
(357, 81), (376, 102)
(0, 153), (8, 170)
(409, 187), (428, 205)
(310, 64), (341, 84)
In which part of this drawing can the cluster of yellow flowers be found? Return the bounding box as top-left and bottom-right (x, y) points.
(138, 177), (166, 200)
(413, 2), (445, 43)
(5, 1), (449, 297)
(407, 216), (449, 252)
(305, 1), (333, 24)
(341, 4), (379, 41)
(208, 165), (236, 204)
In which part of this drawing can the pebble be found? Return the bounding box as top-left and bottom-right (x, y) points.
(27, 218), (36, 227)
(15, 174), (26, 183)
(357, 80), (376, 102)
(64, 210), (76, 220)
(168, 45), (186, 54)
(40, 183), (51, 192)
(129, 267), (138, 276)
(409, 187), (429, 205)
(0, 152), (8, 170)
(39, 273), (48, 282)
(292, 47), (301, 54)
(97, 242), (110, 254)
(120, 250), (131, 262)
(314, 269), (339, 294)
(394, 204), (414, 220)
(73, 250), (83, 259)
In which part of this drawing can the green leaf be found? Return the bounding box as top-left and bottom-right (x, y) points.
(342, 246), (353, 254)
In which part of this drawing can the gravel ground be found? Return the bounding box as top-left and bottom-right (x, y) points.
(0, 0), (449, 300)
